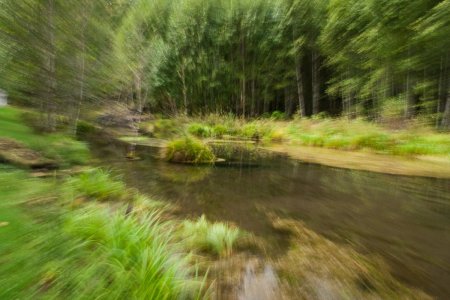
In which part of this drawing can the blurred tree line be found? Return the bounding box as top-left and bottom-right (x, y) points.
(0, 0), (449, 130)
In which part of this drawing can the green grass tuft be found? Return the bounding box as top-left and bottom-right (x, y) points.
(67, 168), (127, 201)
(180, 215), (241, 257)
(165, 137), (216, 164)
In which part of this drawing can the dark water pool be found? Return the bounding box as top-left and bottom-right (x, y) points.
(91, 139), (450, 299)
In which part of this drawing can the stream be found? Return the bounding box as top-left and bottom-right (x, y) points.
(90, 137), (450, 299)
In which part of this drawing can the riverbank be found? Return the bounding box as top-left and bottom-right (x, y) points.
(115, 111), (450, 177)
(265, 144), (450, 178)
(1, 105), (443, 299)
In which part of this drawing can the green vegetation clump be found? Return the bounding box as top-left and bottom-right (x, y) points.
(270, 110), (286, 120)
(180, 215), (241, 257)
(68, 168), (127, 201)
(60, 205), (201, 299)
(188, 122), (213, 138)
(286, 119), (450, 156)
(211, 124), (228, 138)
(153, 119), (180, 138)
(165, 137), (216, 164)
(239, 122), (272, 140)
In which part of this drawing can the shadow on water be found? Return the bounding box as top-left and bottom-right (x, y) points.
(90, 137), (450, 299)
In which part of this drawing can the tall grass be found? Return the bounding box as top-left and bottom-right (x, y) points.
(67, 168), (127, 201)
(158, 113), (450, 156)
(53, 205), (204, 299)
(286, 118), (450, 156)
(180, 215), (242, 257)
(0, 167), (206, 299)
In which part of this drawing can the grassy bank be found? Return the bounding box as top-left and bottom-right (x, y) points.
(1, 105), (438, 298)
(0, 107), (90, 166)
(141, 114), (450, 158)
(0, 106), (247, 299)
(0, 167), (206, 299)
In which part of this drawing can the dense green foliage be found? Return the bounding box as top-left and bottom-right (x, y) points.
(1, 0), (449, 129)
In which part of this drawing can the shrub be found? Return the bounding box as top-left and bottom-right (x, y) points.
(180, 215), (241, 257)
(68, 168), (127, 201)
(165, 137), (215, 164)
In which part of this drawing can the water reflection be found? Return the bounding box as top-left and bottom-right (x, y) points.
(92, 141), (450, 298)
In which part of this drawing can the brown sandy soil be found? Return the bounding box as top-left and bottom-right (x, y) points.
(264, 144), (450, 178)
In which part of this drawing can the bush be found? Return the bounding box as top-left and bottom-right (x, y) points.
(165, 137), (215, 164)
(68, 168), (127, 201)
(180, 215), (241, 257)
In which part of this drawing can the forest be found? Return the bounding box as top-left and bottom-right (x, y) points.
(1, 1), (450, 300)
(1, 0), (449, 128)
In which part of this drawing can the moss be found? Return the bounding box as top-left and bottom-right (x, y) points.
(165, 137), (216, 164)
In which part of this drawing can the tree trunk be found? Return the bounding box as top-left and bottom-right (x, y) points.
(405, 71), (416, 119)
(44, 0), (56, 131)
(72, 14), (86, 136)
(179, 61), (188, 115)
(295, 58), (305, 117)
(441, 77), (450, 129)
(240, 36), (246, 117)
(312, 51), (320, 115)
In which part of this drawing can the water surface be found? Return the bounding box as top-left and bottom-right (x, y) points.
(91, 139), (450, 298)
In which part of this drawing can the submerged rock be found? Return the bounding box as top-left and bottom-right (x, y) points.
(0, 138), (57, 169)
